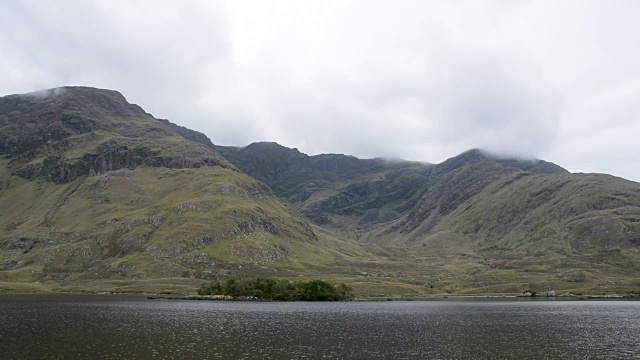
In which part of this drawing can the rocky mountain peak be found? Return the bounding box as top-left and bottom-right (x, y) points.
(244, 142), (305, 158)
(1, 86), (147, 120)
(436, 148), (567, 175)
(0, 86), (231, 184)
(0, 86), (150, 157)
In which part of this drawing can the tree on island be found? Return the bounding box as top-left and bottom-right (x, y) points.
(197, 277), (353, 301)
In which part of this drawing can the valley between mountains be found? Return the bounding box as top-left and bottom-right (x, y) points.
(1, 87), (639, 296)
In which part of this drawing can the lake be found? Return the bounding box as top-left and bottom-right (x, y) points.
(0, 295), (638, 359)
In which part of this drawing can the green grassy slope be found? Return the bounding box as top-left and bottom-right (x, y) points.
(214, 142), (435, 236)
(217, 145), (640, 294)
(0, 87), (397, 294)
(1, 87), (639, 296)
(0, 163), (404, 293)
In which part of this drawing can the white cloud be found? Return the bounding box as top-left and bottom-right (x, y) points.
(1, 0), (639, 182)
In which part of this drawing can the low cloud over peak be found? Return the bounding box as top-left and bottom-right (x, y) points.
(1, 0), (639, 181)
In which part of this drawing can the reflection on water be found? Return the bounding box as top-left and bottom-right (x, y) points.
(0, 295), (639, 359)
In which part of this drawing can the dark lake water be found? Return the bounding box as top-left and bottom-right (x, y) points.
(0, 295), (639, 359)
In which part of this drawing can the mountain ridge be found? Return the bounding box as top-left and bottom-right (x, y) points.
(208, 116), (640, 294)
(1, 86), (639, 296)
(0, 86), (397, 295)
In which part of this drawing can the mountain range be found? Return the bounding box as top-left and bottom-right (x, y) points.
(1, 86), (638, 295)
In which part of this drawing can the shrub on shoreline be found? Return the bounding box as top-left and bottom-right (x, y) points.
(197, 277), (353, 301)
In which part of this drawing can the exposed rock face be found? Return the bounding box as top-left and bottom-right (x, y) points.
(0, 87), (146, 157)
(0, 87), (325, 293)
(216, 140), (640, 282)
(433, 149), (566, 176)
(0, 86), (233, 184)
(1, 86), (639, 295)
(15, 145), (227, 184)
(394, 150), (566, 234)
(214, 142), (434, 231)
(156, 118), (215, 148)
(214, 143), (576, 240)
(5, 237), (38, 253)
(213, 142), (413, 195)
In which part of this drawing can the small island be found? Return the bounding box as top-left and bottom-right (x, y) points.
(194, 277), (353, 301)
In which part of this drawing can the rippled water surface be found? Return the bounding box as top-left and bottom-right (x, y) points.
(1, 295), (639, 359)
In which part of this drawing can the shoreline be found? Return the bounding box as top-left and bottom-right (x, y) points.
(144, 293), (640, 302)
(1, 290), (639, 301)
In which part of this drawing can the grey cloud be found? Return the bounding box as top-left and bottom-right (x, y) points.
(253, 49), (560, 164)
(1, 1), (639, 182)
(18, 87), (67, 99)
(426, 52), (562, 158)
(0, 1), (230, 125)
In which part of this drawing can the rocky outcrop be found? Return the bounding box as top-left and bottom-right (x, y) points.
(156, 118), (215, 148)
(1, 87), (233, 184)
(0, 87), (147, 158)
(5, 237), (39, 253)
(15, 147), (227, 184)
(214, 141), (434, 231)
(396, 150), (568, 234)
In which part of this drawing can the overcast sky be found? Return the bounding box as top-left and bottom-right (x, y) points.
(1, 1), (639, 181)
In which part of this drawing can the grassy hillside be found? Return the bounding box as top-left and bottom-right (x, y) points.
(1, 162), (416, 294)
(214, 142), (435, 235)
(217, 145), (640, 295)
(1, 86), (638, 296)
(0, 87), (401, 294)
